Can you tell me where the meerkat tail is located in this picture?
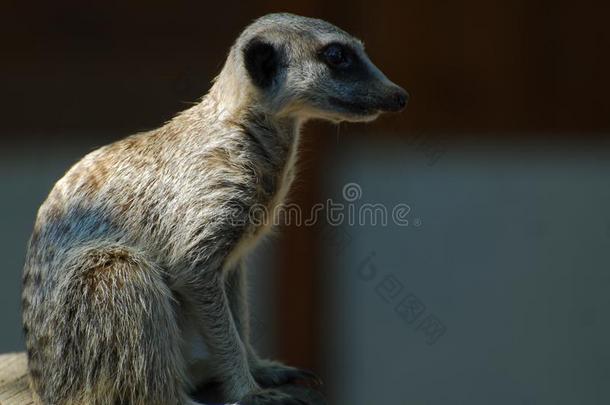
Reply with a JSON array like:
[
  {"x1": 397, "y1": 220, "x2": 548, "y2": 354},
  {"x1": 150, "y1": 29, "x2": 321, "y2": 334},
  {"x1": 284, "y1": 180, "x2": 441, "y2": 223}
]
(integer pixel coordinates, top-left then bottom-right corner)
[{"x1": 24, "y1": 244, "x2": 191, "y2": 405}]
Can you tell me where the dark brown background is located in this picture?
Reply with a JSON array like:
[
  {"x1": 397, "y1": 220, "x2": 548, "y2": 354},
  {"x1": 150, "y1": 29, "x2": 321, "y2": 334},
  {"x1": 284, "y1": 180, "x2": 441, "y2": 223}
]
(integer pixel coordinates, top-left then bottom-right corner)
[
  {"x1": 2, "y1": 0, "x2": 609, "y2": 379},
  {"x1": 2, "y1": 0, "x2": 610, "y2": 138}
]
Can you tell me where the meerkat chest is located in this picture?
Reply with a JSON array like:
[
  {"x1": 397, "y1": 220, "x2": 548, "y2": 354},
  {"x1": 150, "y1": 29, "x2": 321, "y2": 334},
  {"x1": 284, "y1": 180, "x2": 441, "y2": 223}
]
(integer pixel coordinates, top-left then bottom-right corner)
[
  {"x1": 224, "y1": 149, "x2": 297, "y2": 269},
  {"x1": 268, "y1": 165, "x2": 294, "y2": 218}
]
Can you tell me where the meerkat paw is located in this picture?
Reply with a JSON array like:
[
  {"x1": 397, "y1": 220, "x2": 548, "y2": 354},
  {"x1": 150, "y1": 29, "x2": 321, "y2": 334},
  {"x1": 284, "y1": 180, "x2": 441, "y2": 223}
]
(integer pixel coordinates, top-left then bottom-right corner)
[
  {"x1": 251, "y1": 359, "x2": 323, "y2": 388},
  {"x1": 238, "y1": 388, "x2": 308, "y2": 405}
]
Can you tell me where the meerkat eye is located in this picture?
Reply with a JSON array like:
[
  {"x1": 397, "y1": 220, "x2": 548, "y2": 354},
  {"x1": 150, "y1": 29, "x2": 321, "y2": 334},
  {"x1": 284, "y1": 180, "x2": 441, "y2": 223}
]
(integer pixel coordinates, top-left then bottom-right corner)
[{"x1": 321, "y1": 43, "x2": 352, "y2": 68}]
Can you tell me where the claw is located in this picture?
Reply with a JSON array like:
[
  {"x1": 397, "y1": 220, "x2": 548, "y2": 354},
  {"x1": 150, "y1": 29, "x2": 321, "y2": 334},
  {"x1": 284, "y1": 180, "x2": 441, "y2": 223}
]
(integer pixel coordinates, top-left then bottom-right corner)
[
  {"x1": 252, "y1": 363, "x2": 323, "y2": 389},
  {"x1": 292, "y1": 369, "x2": 324, "y2": 387},
  {"x1": 238, "y1": 388, "x2": 310, "y2": 405}
]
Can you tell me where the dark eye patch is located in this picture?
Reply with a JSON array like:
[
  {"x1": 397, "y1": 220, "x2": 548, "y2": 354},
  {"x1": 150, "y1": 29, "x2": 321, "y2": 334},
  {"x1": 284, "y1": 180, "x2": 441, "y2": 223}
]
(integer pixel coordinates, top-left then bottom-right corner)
[
  {"x1": 318, "y1": 42, "x2": 372, "y2": 84},
  {"x1": 319, "y1": 43, "x2": 354, "y2": 69}
]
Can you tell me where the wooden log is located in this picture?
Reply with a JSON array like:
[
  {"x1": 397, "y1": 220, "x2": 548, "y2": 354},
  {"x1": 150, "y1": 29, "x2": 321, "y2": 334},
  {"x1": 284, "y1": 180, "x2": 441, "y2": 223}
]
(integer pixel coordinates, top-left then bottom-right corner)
[
  {"x1": 0, "y1": 352, "x2": 326, "y2": 405},
  {"x1": 0, "y1": 353, "x2": 34, "y2": 405}
]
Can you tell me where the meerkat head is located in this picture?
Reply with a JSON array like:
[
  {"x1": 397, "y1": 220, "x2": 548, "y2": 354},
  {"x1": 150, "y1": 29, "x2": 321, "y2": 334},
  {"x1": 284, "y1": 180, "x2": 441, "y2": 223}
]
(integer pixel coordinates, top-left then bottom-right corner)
[{"x1": 216, "y1": 13, "x2": 408, "y2": 123}]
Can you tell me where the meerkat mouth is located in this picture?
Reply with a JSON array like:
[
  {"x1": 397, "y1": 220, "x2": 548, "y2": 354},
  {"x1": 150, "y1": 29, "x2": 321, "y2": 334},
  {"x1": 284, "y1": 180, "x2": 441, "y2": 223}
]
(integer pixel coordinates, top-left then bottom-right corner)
[{"x1": 327, "y1": 96, "x2": 379, "y2": 116}]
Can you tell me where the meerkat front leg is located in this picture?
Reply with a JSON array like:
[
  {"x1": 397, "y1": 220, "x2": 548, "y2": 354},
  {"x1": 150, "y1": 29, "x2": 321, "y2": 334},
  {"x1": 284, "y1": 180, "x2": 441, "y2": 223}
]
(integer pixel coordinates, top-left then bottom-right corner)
[
  {"x1": 224, "y1": 262, "x2": 323, "y2": 388},
  {"x1": 189, "y1": 269, "x2": 257, "y2": 401},
  {"x1": 190, "y1": 269, "x2": 308, "y2": 404},
  {"x1": 224, "y1": 262, "x2": 254, "y2": 360}
]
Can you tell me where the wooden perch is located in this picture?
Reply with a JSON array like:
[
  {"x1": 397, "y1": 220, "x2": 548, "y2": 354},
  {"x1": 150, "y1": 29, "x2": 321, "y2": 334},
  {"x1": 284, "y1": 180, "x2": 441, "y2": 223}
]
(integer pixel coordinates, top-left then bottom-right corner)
[
  {"x1": 0, "y1": 353, "x2": 34, "y2": 405},
  {"x1": 0, "y1": 353, "x2": 326, "y2": 405}
]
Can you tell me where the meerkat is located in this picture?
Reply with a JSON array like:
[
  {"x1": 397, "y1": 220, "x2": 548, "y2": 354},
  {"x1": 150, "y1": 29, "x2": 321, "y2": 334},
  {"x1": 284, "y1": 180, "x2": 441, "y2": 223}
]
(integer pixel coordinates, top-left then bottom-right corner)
[{"x1": 21, "y1": 13, "x2": 408, "y2": 405}]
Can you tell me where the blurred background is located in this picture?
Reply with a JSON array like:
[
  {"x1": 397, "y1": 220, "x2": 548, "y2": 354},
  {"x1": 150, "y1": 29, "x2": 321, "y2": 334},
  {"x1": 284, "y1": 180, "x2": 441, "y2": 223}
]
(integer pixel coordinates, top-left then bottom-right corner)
[{"x1": 2, "y1": 1, "x2": 610, "y2": 404}]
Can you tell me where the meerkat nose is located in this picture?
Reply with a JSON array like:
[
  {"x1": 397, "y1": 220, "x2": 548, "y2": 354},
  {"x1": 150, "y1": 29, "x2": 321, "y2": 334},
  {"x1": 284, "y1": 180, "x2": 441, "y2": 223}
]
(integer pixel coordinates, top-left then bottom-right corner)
[
  {"x1": 392, "y1": 88, "x2": 409, "y2": 111},
  {"x1": 379, "y1": 85, "x2": 409, "y2": 112}
]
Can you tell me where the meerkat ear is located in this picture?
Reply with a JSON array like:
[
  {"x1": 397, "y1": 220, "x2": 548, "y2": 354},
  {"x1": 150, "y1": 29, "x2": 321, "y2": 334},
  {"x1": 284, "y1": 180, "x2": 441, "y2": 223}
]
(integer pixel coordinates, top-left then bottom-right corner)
[{"x1": 243, "y1": 37, "x2": 279, "y2": 89}]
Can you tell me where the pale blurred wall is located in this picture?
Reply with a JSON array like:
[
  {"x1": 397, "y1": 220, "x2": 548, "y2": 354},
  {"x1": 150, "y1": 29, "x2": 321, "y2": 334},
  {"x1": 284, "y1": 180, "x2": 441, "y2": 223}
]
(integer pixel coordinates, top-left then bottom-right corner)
[{"x1": 319, "y1": 136, "x2": 610, "y2": 405}]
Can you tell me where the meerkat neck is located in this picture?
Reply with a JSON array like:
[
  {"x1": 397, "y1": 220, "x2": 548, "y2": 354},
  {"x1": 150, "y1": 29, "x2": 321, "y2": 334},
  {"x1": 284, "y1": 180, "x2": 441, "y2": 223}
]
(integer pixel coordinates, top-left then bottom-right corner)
[
  {"x1": 168, "y1": 52, "x2": 303, "y2": 168},
  {"x1": 200, "y1": 60, "x2": 302, "y2": 152}
]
